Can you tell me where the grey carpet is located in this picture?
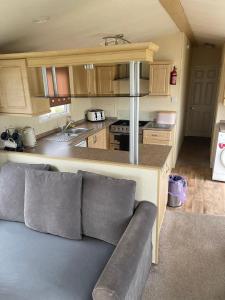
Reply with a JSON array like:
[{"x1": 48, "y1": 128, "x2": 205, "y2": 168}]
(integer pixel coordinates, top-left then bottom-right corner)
[{"x1": 143, "y1": 210, "x2": 225, "y2": 300}]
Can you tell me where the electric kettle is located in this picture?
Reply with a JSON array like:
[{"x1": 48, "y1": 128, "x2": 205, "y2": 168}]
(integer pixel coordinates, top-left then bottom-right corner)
[{"x1": 22, "y1": 127, "x2": 37, "y2": 148}]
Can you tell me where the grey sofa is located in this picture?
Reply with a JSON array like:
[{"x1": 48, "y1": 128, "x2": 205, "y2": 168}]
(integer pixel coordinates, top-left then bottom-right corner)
[{"x1": 0, "y1": 164, "x2": 156, "y2": 300}]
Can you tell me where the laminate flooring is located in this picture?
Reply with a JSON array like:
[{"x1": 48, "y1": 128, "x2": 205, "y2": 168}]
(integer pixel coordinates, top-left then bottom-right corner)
[{"x1": 171, "y1": 137, "x2": 225, "y2": 216}]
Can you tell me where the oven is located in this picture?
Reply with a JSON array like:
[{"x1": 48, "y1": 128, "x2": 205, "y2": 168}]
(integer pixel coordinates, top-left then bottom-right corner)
[
  {"x1": 110, "y1": 120, "x2": 148, "y2": 151},
  {"x1": 110, "y1": 133, "x2": 143, "y2": 151},
  {"x1": 110, "y1": 133, "x2": 129, "y2": 151}
]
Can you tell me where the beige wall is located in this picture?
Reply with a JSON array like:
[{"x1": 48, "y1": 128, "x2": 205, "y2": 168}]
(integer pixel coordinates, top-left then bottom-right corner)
[
  {"x1": 0, "y1": 113, "x2": 68, "y2": 136},
  {"x1": 176, "y1": 34, "x2": 190, "y2": 158},
  {"x1": 190, "y1": 46, "x2": 221, "y2": 66},
  {"x1": 70, "y1": 98, "x2": 92, "y2": 121},
  {"x1": 211, "y1": 44, "x2": 225, "y2": 167}
]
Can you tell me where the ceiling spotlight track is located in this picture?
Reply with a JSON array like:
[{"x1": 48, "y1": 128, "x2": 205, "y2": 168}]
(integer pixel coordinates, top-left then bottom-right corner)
[{"x1": 102, "y1": 34, "x2": 131, "y2": 46}]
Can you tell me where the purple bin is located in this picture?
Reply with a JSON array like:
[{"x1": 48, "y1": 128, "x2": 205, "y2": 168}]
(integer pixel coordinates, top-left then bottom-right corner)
[{"x1": 168, "y1": 175, "x2": 187, "y2": 207}]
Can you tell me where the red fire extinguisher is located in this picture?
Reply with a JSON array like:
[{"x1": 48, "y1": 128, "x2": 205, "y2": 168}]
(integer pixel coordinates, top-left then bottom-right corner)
[{"x1": 170, "y1": 66, "x2": 177, "y2": 85}]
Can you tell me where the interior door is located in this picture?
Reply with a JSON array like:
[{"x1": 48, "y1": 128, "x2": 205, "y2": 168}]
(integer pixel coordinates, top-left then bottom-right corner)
[{"x1": 185, "y1": 66, "x2": 218, "y2": 137}]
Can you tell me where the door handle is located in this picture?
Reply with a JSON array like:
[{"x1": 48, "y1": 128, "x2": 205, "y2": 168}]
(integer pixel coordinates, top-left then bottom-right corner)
[{"x1": 191, "y1": 106, "x2": 195, "y2": 110}]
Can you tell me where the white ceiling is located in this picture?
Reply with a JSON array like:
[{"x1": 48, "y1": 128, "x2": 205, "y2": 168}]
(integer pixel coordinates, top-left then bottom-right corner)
[
  {"x1": 0, "y1": 0, "x2": 178, "y2": 53},
  {"x1": 181, "y1": 0, "x2": 225, "y2": 45}
]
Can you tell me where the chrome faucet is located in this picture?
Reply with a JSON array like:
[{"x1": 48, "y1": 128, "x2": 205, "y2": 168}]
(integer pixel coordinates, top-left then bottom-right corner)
[{"x1": 62, "y1": 120, "x2": 74, "y2": 133}]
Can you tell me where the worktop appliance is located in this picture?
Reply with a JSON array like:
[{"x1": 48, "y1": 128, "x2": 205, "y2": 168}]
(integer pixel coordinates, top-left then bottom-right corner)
[
  {"x1": 0, "y1": 129, "x2": 23, "y2": 151},
  {"x1": 87, "y1": 109, "x2": 105, "y2": 122},
  {"x1": 156, "y1": 111, "x2": 176, "y2": 125},
  {"x1": 110, "y1": 120, "x2": 149, "y2": 151},
  {"x1": 22, "y1": 127, "x2": 37, "y2": 148}
]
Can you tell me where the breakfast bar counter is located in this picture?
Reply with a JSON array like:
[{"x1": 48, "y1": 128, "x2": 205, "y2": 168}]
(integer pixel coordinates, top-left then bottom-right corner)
[
  {"x1": 21, "y1": 117, "x2": 172, "y2": 169},
  {"x1": 25, "y1": 143, "x2": 171, "y2": 169}
]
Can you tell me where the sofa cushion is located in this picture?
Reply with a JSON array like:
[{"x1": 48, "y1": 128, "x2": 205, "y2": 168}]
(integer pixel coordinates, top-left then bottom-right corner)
[
  {"x1": 0, "y1": 162, "x2": 50, "y2": 222},
  {"x1": 78, "y1": 170, "x2": 136, "y2": 245},
  {"x1": 24, "y1": 169, "x2": 82, "y2": 240},
  {"x1": 0, "y1": 219, "x2": 114, "y2": 300}
]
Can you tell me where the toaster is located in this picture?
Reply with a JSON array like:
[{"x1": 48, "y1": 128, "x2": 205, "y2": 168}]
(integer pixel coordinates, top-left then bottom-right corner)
[{"x1": 87, "y1": 109, "x2": 105, "y2": 122}]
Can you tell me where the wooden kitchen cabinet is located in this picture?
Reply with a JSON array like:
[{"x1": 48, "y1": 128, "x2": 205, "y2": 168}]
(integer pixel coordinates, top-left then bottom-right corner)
[
  {"x1": 72, "y1": 65, "x2": 118, "y2": 96},
  {"x1": 149, "y1": 62, "x2": 171, "y2": 96},
  {"x1": 157, "y1": 151, "x2": 171, "y2": 235},
  {"x1": 0, "y1": 59, "x2": 32, "y2": 114},
  {"x1": 96, "y1": 65, "x2": 118, "y2": 95},
  {"x1": 88, "y1": 128, "x2": 107, "y2": 149},
  {"x1": 143, "y1": 129, "x2": 173, "y2": 146},
  {"x1": 72, "y1": 65, "x2": 96, "y2": 95},
  {"x1": 0, "y1": 60, "x2": 50, "y2": 115}
]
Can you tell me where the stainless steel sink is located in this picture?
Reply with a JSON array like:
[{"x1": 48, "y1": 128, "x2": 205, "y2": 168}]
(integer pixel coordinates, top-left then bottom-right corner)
[
  {"x1": 45, "y1": 127, "x2": 91, "y2": 142},
  {"x1": 64, "y1": 127, "x2": 90, "y2": 135}
]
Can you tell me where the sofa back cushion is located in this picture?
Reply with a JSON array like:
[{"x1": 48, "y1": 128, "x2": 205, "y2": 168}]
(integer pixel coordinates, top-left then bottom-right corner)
[
  {"x1": 0, "y1": 162, "x2": 50, "y2": 222},
  {"x1": 78, "y1": 170, "x2": 136, "y2": 245},
  {"x1": 24, "y1": 169, "x2": 82, "y2": 240}
]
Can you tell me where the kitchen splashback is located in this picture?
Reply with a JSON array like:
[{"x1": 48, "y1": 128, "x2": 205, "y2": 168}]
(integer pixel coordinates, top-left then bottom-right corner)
[
  {"x1": 0, "y1": 114, "x2": 68, "y2": 136},
  {"x1": 117, "y1": 109, "x2": 157, "y2": 121}
]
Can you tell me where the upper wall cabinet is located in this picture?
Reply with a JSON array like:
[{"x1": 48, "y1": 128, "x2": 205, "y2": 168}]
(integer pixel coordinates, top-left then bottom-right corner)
[
  {"x1": 72, "y1": 65, "x2": 96, "y2": 96},
  {"x1": 149, "y1": 62, "x2": 171, "y2": 96},
  {"x1": 96, "y1": 66, "x2": 118, "y2": 95},
  {"x1": 0, "y1": 60, "x2": 50, "y2": 115},
  {"x1": 72, "y1": 65, "x2": 118, "y2": 96}
]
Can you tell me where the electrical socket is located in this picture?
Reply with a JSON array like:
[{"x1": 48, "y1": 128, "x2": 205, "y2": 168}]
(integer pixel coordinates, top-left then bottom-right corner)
[{"x1": 171, "y1": 96, "x2": 177, "y2": 103}]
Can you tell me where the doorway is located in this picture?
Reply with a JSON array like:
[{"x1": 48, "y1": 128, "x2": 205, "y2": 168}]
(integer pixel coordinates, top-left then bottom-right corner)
[
  {"x1": 185, "y1": 65, "x2": 218, "y2": 137},
  {"x1": 172, "y1": 63, "x2": 225, "y2": 215}
]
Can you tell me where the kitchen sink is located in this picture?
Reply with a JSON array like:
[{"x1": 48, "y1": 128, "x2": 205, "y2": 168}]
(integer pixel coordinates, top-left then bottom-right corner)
[
  {"x1": 64, "y1": 127, "x2": 90, "y2": 135},
  {"x1": 45, "y1": 127, "x2": 91, "y2": 143}
]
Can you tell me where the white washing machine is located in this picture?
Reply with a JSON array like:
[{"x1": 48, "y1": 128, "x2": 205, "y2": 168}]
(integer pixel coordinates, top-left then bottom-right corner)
[{"x1": 213, "y1": 122, "x2": 225, "y2": 181}]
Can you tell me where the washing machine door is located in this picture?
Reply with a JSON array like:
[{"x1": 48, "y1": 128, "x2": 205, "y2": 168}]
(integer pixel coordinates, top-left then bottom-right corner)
[{"x1": 220, "y1": 149, "x2": 225, "y2": 167}]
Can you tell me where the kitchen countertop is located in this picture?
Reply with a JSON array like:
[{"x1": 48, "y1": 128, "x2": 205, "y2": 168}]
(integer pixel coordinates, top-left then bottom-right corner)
[
  {"x1": 25, "y1": 143, "x2": 171, "y2": 169},
  {"x1": 23, "y1": 118, "x2": 172, "y2": 169},
  {"x1": 143, "y1": 121, "x2": 175, "y2": 131},
  {"x1": 46, "y1": 118, "x2": 117, "y2": 144}
]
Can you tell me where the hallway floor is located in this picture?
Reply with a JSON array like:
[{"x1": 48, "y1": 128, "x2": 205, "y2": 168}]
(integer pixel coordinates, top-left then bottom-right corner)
[{"x1": 172, "y1": 137, "x2": 225, "y2": 216}]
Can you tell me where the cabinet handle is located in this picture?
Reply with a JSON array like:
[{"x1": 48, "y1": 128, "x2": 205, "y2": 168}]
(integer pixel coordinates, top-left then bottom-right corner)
[{"x1": 152, "y1": 134, "x2": 158, "y2": 137}]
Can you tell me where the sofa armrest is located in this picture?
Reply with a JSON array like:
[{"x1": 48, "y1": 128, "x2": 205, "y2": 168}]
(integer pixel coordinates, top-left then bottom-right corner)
[{"x1": 92, "y1": 201, "x2": 157, "y2": 300}]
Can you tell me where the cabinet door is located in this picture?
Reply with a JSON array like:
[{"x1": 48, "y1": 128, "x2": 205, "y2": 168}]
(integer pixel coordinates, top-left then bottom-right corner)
[
  {"x1": 149, "y1": 64, "x2": 171, "y2": 96},
  {"x1": 158, "y1": 157, "x2": 171, "y2": 232},
  {"x1": 73, "y1": 66, "x2": 89, "y2": 95},
  {"x1": 96, "y1": 66, "x2": 118, "y2": 95},
  {"x1": 143, "y1": 130, "x2": 172, "y2": 145},
  {"x1": 88, "y1": 129, "x2": 107, "y2": 149},
  {"x1": 0, "y1": 60, "x2": 32, "y2": 114},
  {"x1": 118, "y1": 64, "x2": 129, "y2": 79},
  {"x1": 87, "y1": 69, "x2": 96, "y2": 96},
  {"x1": 73, "y1": 66, "x2": 96, "y2": 95}
]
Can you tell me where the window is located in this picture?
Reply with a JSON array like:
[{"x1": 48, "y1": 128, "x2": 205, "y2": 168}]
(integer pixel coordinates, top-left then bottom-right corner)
[
  {"x1": 50, "y1": 104, "x2": 69, "y2": 114},
  {"x1": 39, "y1": 104, "x2": 70, "y2": 122}
]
